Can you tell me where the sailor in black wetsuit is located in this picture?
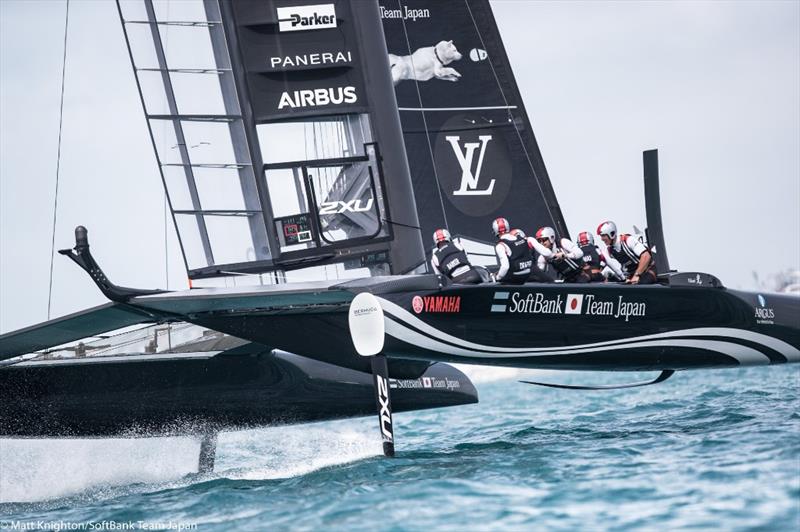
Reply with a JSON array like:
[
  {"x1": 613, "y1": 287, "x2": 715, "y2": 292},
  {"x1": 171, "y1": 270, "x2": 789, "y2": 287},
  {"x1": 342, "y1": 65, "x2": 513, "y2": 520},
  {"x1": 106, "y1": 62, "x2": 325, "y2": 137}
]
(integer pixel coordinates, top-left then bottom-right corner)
[
  {"x1": 576, "y1": 231, "x2": 625, "y2": 282},
  {"x1": 492, "y1": 218, "x2": 534, "y2": 284},
  {"x1": 596, "y1": 220, "x2": 657, "y2": 284},
  {"x1": 534, "y1": 227, "x2": 590, "y2": 283},
  {"x1": 430, "y1": 229, "x2": 482, "y2": 284}
]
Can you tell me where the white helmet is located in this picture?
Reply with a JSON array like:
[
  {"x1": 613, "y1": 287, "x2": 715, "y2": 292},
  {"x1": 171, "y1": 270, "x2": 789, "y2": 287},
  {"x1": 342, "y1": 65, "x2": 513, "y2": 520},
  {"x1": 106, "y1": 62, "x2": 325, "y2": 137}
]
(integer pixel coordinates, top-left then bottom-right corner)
[
  {"x1": 577, "y1": 231, "x2": 595, "y2": 247},
  {"x1": 432, "y1": 228, "x2": 451, "y2": 245},
  {"x1": 597, "y1": 220, "x2": 617, "y2": 242},
  {"x1": 492, "y1": 217, "x2": 510, "y2": 237},
  {"x1": 535, "y1": 226, "x2": 556, "y2": 245},
  {"x1": 510, "y1": 228, "x2": 526, "y2": 239}
]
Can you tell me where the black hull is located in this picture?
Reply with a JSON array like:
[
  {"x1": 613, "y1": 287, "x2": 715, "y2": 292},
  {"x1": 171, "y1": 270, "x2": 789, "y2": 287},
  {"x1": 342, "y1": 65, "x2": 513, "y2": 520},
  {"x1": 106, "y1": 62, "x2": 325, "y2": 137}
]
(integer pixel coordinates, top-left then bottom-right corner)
[
  {"x1": 2, "y1": 275, "x2": 796, "y2": 441},
  {"x1": 375, "y1": 284, "x2": 800, "y2": 370},
  {"x1": 0, "y1": 347, "x2": 477, "y2": 438},
  {"x1": 178, "y1": 281, "x2": 799, "y2": 372}
]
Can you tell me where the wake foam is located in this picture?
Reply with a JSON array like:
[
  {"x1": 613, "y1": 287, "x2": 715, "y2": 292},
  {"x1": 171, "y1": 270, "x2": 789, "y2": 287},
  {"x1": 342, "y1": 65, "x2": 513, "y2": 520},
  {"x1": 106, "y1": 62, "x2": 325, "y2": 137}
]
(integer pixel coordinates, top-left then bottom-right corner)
[
  {"x1": 0, "y1": 419, "x2": 380, "y2": 503},
  {"x1": 217, "y1": 422, "x2": 381, "y2": 480},
  {"x1": 0, "y1": 436, "x2": 199, "y2": 503}
]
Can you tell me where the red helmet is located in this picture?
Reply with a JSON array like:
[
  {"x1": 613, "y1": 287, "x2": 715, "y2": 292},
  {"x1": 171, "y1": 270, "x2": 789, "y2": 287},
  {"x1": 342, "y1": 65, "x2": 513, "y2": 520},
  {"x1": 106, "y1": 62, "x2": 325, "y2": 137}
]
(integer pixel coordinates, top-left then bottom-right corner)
[
  {"x1": 492, "y1": 217, "x2": 510, "y2": 237},
  {"x1": 578, "y1": 231, "x2": 595, "y2": 247},
  {"x1": 535, "y1": 226, "x2": 556, "y2": 245},
  {"x1": 432, "y1": 228, "x2": 451, "y2": 245},
  {"x1": 597, "y1": 220, "x2": 617, "y2": 241}
]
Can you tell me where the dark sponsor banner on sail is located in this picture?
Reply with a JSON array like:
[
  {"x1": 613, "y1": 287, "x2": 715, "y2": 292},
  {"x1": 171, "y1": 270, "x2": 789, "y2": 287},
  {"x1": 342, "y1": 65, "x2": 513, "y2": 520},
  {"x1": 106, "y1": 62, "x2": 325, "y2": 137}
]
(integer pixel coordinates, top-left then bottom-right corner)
[
  {"x1": 227, "y1": 0, "x2": 368, "y2": 122},
  {"x1": 380, "y1": 0, "x2": 568, "y2": 243}
]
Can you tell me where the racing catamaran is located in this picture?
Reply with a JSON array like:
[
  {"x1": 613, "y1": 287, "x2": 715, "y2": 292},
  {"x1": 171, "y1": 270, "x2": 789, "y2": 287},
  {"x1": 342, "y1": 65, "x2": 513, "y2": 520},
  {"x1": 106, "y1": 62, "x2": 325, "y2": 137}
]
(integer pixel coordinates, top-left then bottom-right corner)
[{"x1": 1, "y1": 0, "x2": 798, "y2": 465}]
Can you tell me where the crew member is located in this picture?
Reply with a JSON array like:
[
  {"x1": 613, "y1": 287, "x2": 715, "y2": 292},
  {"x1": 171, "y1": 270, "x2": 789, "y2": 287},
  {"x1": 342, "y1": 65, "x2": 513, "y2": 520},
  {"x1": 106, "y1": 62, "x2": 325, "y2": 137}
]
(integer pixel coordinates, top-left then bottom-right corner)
[
  {"x1": 513, "y1": 228, "x2": 556, "y2": 283},
  {"x1": 534, "y1": 227, "x2": 589, "y2": 283},
  {"x1": 596, "y1": 220, "x2": 657, "y2": 284},
  {"x1": 430, "y1": 228, "x2": 482, "y2": 284},
  {"x1": 576, "y1": 231, "x2": 625, "y2": 282},
  {"x1": 492, "y1": 218, "x2": 534, "y2": 284}
]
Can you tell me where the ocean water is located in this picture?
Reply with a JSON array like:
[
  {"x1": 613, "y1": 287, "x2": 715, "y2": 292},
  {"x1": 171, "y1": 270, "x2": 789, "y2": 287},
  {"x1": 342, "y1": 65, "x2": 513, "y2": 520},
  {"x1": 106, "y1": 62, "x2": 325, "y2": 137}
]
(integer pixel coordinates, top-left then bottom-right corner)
[{"x1": 1, "y1": 365, "x2": 798, "y2": 530}]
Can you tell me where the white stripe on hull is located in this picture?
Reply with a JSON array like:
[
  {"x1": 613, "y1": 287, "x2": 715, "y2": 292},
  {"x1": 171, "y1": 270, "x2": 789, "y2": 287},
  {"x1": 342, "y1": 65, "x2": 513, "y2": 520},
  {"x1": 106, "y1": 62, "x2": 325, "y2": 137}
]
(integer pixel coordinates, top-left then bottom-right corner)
[{"x1": 384, "y1": 318, "x2": 770, "y2": 365}]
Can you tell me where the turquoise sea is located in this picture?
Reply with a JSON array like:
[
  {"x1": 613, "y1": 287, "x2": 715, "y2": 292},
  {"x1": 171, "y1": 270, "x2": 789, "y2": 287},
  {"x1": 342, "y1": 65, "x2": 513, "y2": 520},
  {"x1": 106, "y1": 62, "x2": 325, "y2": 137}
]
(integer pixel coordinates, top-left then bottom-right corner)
[{"x1": 1, "y1": 365, "x2": 799, "y2": 530}]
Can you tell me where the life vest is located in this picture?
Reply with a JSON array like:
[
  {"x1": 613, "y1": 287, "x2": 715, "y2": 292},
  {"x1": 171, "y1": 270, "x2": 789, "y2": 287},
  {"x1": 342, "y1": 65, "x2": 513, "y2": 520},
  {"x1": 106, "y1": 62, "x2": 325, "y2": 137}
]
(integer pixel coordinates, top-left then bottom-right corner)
[
  {"x1": 608, "y1": 234, "x2": 645, "y2": 274},
  {"x1": 501, "y1": 234, "x2": 533, "y2": 279},
  {"x1": 579, "y1": 244, "x2": 603, "y2": 270},
  {"x1": 433, "y1": 242, "x2": 471, "y2": 279},
  {"x1": 548, "y1": 246, "x2": 582, "y2": 278}
]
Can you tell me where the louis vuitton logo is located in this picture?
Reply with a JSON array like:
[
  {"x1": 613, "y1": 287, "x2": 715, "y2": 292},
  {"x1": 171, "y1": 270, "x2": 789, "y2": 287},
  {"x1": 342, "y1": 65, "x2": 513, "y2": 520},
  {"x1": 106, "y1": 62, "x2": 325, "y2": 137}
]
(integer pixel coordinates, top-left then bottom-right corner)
[{"x1": 446, "y1": 135, "x2": 496, "y2": 196}]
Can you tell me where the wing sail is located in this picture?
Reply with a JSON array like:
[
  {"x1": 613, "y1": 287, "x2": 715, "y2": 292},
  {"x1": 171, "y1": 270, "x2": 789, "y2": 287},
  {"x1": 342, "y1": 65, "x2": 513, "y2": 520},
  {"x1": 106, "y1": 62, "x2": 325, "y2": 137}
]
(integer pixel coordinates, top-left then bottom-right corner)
[{"x1": 381, "y1": 0, "x2": 568, "y2": 248}]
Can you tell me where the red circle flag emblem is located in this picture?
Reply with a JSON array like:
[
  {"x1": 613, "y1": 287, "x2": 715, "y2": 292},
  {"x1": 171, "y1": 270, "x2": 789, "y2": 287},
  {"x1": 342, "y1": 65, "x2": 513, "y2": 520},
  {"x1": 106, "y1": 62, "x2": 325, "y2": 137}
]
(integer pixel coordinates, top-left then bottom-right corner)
[
  {"x1": 412, "y1": 296, "x2": 424, "y2": 314},
  {"x1": 565, "y1": 294, "x2": 584, "y2": 315}
]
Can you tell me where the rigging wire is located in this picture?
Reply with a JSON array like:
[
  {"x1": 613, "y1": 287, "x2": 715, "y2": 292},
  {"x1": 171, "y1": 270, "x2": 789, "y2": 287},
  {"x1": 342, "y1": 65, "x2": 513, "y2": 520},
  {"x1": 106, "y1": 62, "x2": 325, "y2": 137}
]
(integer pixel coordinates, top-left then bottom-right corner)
[
  {"x1": 397, "y1": 1, "x2": 450, "y2": 233},
  {"x1": 462, "y1": 0, "x2": 561, "y2": 235},
  {"x1": 164, "y1": 191, "x2": 169, "y2": 289},
  {"x1": 46, "y1": 0, "x2": 71, "y2": 321},
  {"x1": 381, "y1": 218, "x2": 421, "y2": 231},
  {"x1": 163, "y1": 0, "x2": 170, "y2": 290}
]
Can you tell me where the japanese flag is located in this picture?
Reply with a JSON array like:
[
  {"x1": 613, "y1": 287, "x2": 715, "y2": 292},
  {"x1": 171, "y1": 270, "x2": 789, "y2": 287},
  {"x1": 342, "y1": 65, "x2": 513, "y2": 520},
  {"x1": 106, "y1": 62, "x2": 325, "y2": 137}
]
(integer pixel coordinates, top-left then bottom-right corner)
[{"x1": 565, "y1": 294, "x2": 584, "y2": 314}]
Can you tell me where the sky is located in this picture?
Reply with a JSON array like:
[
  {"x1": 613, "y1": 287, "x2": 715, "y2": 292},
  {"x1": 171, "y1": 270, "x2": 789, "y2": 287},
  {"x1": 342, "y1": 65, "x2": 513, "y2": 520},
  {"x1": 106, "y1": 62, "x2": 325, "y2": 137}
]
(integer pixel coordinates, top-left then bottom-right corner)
[{"x1": 1, "y1": 0, "x2": 799, "y2": 334}]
